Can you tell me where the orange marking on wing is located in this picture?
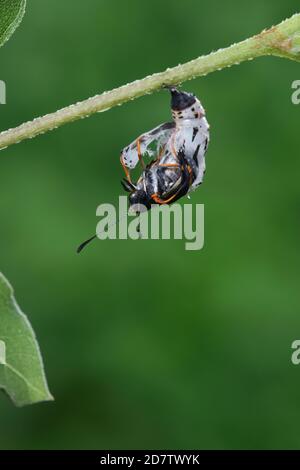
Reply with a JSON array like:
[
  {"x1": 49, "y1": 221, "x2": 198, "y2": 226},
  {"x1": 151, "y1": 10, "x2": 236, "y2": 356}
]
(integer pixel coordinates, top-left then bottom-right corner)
[
  {"x1": 136, "y1": 138, "x2": 146, "y2": 169},
  {"x1": 158, "y1": 163, "x2": 180, "y2": 168},
  {"x1": 156, "y1": 144, "x2": 166, "y2": 163},
  {"x1": 187, "y1": 164, "x2": 194, "y2": 184},
  {"x1": 151, "y1": 192, "x2": 179, "y2": 205},
  {"x1": 120, "y1": 154, "x2": 132, "y2": 184}
]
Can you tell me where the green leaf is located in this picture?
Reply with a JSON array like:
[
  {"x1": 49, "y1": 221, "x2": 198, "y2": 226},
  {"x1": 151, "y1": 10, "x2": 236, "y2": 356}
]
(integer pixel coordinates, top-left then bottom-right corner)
[
  {"x1": 0, "y1": 1, "x2": 50, "y2": 407},
  {"x1": 0, "y1": 0, "x2": 26, "y2": 49},
  {"x1": 0, "y1": 272, "x2": 53, "y2": 406}
]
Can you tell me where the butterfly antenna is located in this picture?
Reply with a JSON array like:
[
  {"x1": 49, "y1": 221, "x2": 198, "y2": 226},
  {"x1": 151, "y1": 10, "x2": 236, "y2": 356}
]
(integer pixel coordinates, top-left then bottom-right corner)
[
  {"x1": 77, "y1": 235, "x2": 97, "y2": 254},
  {"x1": 77, "y1": 213, "x2": 129, "y2": 254}
]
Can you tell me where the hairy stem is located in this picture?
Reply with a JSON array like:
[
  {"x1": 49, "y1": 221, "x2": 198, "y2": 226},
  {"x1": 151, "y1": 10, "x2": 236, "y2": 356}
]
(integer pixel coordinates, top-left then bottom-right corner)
[{"x1": 1, "y1": 13, "x2": 300, "y2": 152}]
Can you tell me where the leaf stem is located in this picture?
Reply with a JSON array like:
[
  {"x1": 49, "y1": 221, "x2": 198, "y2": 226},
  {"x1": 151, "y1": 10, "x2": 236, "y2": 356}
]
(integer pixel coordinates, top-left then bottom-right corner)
[{"x1": 1, "y1": 12, "x2": 300, "y2": 152}]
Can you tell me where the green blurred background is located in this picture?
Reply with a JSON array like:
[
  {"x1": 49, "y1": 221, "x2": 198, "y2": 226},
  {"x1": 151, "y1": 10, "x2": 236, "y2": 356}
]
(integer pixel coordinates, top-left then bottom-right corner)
[{"x1": 0, "y1": 0, "x2": 300, "y2": 450}]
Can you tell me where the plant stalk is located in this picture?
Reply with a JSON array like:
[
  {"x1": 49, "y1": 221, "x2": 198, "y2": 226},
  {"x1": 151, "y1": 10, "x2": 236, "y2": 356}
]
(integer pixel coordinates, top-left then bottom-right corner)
[{"x1": 0, "y1": 12, "x2": 300, "y2": 152}]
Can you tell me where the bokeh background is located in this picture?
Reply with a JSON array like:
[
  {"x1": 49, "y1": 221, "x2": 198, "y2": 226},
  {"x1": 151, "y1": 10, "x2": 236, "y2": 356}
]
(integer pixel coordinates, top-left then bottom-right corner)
[{"x1": 0, "y1": 0, "x2": 300, "y2": 450}]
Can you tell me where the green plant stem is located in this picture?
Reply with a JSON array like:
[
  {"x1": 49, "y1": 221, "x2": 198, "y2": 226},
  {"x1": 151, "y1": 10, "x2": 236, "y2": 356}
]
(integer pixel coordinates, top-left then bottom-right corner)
[{"x1": 1, "y1": 12, "x2": 300, "y2": 152}]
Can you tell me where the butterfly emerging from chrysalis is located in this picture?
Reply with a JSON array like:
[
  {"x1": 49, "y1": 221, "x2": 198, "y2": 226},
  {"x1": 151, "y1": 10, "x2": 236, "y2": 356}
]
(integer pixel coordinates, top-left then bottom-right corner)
[{"x1": 77, "y1": 86, "x2": 210, "y2": 253}]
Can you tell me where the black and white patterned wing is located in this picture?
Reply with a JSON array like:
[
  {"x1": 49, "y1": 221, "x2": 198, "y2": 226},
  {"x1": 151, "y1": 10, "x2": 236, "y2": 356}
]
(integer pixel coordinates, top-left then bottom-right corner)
[{"x1": 121, "y1": 122, "x2": 175, "y2": 170}]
